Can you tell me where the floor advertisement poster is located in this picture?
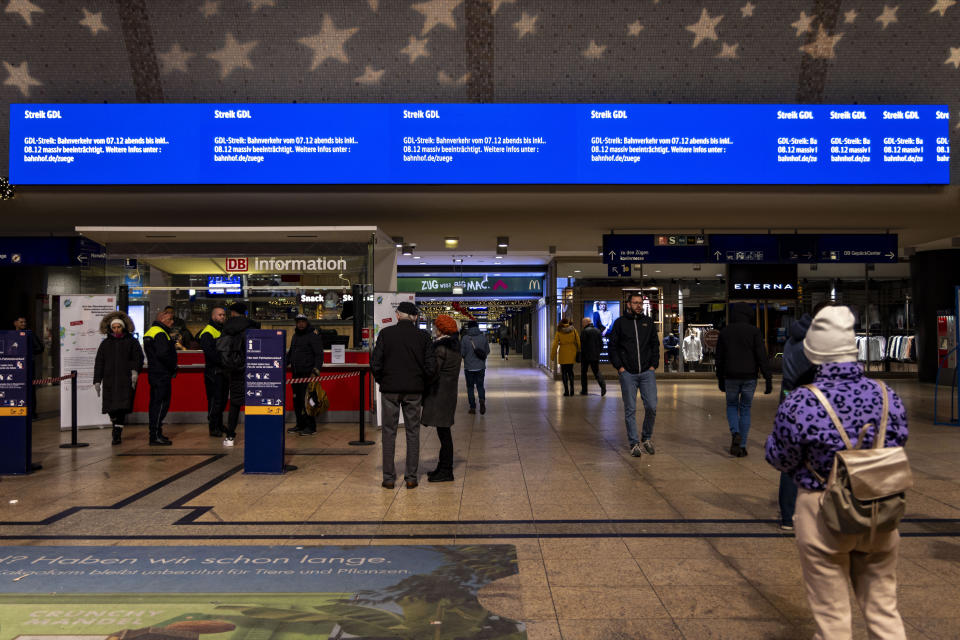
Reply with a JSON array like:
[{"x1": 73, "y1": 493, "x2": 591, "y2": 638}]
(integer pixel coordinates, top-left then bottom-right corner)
[
  {"x1": 373, "y1": 293, "x2": 416, "y2": 427},
  {"x1": 59, "y1": 295, "x2": 117, "y2": 429},
  {"x1": 0, "y1": 544, "x2": 525, "y2": 640}
]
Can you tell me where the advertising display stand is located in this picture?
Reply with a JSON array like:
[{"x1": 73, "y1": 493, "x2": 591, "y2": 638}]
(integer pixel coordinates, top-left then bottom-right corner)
[
  {"x1": 0, "y1": 330, "x2": 33, "y2": 475},
  {"x1": 242, "y1": 329, "x2": 289, "y2": 474}
]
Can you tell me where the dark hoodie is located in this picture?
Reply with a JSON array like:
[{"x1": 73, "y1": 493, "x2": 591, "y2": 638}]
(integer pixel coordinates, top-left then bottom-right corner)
[
  {"x1": 781, "y1": 313, "x2": 815, "y2": 392},
  {"x1": 716, "y1": 303, "x2": 772, "y2": 381},
  {"x1": 287, "y1": 321, "x2": 324, "y2": 375}
]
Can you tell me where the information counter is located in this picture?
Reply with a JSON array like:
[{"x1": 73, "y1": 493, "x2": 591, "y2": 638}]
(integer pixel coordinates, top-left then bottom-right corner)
[{"x1": 130, "y1": 349, "x2": 371, "y2": 424}]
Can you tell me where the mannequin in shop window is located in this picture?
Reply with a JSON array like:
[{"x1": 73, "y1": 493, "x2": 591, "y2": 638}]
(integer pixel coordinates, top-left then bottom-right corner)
[
  {"x1": 682, "y1": 328, "x2": 703, "y2": 371},
  {"x1": 663, "y1": 330, "x2": 680, "y2": 372}
]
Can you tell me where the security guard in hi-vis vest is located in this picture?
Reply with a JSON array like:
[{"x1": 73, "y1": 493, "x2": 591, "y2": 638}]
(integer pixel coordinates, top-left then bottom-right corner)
[
  {"x1": 143, "y1": 310, "x2": 178, "y2": 446},
  {"x1": 197, "y1": 306, "x2": 228, "y2": 438}
]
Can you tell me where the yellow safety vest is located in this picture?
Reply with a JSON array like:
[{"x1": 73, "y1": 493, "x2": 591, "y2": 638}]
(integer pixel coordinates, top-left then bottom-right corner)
[
  {"x1": 197, "y1": 324, "x2": 222, "y2": 340},
  {"x1": 143, "y1": 325, "x2": 170, "y2": 340}
]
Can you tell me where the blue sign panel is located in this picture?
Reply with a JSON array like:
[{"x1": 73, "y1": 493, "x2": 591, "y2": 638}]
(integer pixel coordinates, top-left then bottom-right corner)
[
  {"x1": 9, "y1": 104, "x2": 950, "y2": 185},
  {"x1": 0, "y1": 330, "x2": 32, "y2": 474},
  {"x1": 817, "y1": 234, "x2": 899, "y2": 263},
  {"x1": 243, "y1": 329, "x2": 286, "y2": 474},
  {"x1": 707, "y1": 235, "x2": 781, "y2": 263},
  {"x1": 605, "y1": 233, "x2": 898, "y2": 264},
  {"x1": 603, "y1": 234, "x2": 708, "y2": 263},
  {"x1": 608, "y1": 263, "x2": 631, "y2": 277}
]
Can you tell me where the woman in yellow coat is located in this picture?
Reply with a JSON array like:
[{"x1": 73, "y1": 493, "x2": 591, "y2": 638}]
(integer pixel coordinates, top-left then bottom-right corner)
[{"x1": 551, "y1": 317, "x2": 581, "y2": 396}]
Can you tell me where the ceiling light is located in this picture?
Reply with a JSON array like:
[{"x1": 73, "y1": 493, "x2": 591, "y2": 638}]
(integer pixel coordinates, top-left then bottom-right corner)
[
  {"x1": 497, "y1": 236, "x2": 509, "y2": 248},
  {"x1": 401, "y1": 244, "x2": 414, "y2": 256},
  {"x1": 444, "y1": 237, "x2": 459, "y2": 249},
  {"x1": 420, "y1": 261, "x2": 426, "y2": 265},
  {"x1": 655, "y1": 270, "x2": 661, "y2": 273},
  {"x1": 413, "y1": 255, "x2": 421, "y2": 259},
  {"x1": 493, "y1": 273, "x2": 501, "y2": 276},
  {"x1": 454, "y1": 258, "x2": 463, "y2": 263},
  {"x1": 716, "y1": 273, "x2": 723, "y2": 277},
  {"x1": 574, "y1": 270, "x2": 581, "y2": 273},
  {"x1": 392, "y1": 236, "x2": 403, "y2": 249}
]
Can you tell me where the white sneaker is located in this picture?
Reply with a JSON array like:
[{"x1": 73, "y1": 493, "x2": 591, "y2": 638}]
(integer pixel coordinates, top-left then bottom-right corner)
[{"x1": 223, "y1": 437, "x2": 235, "y2": 447}]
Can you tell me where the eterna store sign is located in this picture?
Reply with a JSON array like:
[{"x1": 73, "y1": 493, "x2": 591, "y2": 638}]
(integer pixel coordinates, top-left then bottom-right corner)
[
  {"x1": 727, "y1": 264, "x2": 798, "y2": 300},
  {"x1": 226, "y1": 257, "x2": 348, "y2": 273}
]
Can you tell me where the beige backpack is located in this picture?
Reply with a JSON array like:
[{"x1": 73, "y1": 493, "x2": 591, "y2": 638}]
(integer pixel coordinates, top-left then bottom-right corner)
[{"x1": 804, "y1": 380, "x2": 913, "y2": 543}]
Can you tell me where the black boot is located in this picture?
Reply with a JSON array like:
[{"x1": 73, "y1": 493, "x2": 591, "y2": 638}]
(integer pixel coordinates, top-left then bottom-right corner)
[
  {"x1": 428, "y1": 470, "x2": 454, "y2": 482},
  {"x1": 150, "y1": 429, "x2": 172, "y2": 446},
  {"x1": 730, "y1": 433, "x2": 741, "y2": 456},
  {"x1": 111, "y1": 426, "x2": 122, "y2": 445}
]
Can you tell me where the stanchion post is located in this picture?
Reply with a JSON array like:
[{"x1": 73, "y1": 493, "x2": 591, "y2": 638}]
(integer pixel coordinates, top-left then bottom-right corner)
[
  {"x1": 349, "y1": 369, "x2": 374, "y2": 446},
  {"x1": 60, "y1": 370, "x2": 89, "y2": 449}
]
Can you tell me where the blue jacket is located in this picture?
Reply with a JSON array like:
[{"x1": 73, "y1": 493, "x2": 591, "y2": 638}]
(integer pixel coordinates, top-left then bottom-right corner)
[
  {"x1": 781, "y1": 314, "x2": 814, "y2": 394},
  {"x1": 460, "y1": 327, "x2": 490, "y2": 371}
]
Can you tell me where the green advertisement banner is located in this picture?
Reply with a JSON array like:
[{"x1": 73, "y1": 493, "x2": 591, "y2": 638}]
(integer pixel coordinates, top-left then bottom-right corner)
[{"x1": 398, "y1": 276, "x2": 544, "y2": 296}]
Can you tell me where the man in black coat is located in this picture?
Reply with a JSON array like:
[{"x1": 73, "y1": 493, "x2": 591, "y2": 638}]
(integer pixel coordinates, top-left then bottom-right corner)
[
  {"x1": 608, "y1": 293, "x2": 660, "y2": 457},
  {"x1": 287, "y1": 313, "x2": 325, "y2": 436},
  {"x1": 221, "y1": 302, "x2": 260, "y2": 446},
  {"x1": 370, "y1": 301, "x2": 437, "y2": 490},
  {"x1": 196, "y1": 306, "x2": 227, "y2": 437},
  {"x1": 716, "y1": 302, "x2": 773, "y2": 457},
  {"x1": 579, "y1": 318, "x2": 606, "y2": 396},
  {"x1": 143, "y1": 310, "x2": 178, "y2": 446}
]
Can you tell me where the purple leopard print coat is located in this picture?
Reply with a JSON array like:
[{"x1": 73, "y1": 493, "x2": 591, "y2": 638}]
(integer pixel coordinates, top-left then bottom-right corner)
[{"x1": 765, "y1": 361, "x2": 909, "y2": 491}]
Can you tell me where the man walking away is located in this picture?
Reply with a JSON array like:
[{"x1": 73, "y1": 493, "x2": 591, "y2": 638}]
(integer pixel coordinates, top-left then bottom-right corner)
[
  {"x1": 143, "y1": 309, "x2": 178, "y2": 446},
  {"x1": 220, "y1": 302, "x2": 260, "y2": 447},
  {"x1": 499, "y1": 323, "x2": 510, "y2": 359},
  {"x1": 776, "y1": 300, "x2": 832, "y2": 530},
  {"x1": 716, "y1": 303, "x2": 772, "y2": 457},
  {"x1": 371, "y1": 301, "x2": 436, "y2": 489},
  {"x1": 197, "y1": 306, "x2": 227, "y2": 437},
  {"x1": 287, "y1": 313, "x2": 325, "y2": 436},
  {"x1": 609, "y1": 293, "x2": 660, "y2": 457},
  {"x1": 579, "y1": 318, "x2": 606, "y2": 396},
  {"x1": 460, "y1": 320, "x2": 490, "y2": 414}
]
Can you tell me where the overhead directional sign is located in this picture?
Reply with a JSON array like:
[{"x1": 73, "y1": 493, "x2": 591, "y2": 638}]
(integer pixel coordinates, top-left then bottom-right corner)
[
  {"x1": 603, "y1": 233, "x2": 898, "y2": 265},
  {"x1": 817, "y1": 234, "x2": 899, "y2": 263},
  {"x1": 608, "y1": 263, "x2": 632, "y2": 277}
]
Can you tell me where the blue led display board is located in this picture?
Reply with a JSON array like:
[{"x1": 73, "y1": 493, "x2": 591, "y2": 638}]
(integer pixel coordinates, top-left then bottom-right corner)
[{"x1": 9, "y1": 104, "x2": 951, "y2": 185}]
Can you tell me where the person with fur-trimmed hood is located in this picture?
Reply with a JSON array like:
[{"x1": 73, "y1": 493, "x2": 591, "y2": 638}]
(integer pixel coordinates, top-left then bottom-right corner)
[{"x1": 94, "y1": 312, "x2": 144, "y2": 445}]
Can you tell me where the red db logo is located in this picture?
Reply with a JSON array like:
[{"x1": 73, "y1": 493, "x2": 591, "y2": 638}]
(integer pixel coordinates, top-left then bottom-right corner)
[{"x1": 226, "y1": 258, "x2": 248, "y2": 272}]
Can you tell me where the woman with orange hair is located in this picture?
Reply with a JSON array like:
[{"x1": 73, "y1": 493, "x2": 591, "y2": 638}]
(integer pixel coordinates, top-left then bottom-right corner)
[{"x1": 422, "y1": 315, "x2": 462, "y2": 482}]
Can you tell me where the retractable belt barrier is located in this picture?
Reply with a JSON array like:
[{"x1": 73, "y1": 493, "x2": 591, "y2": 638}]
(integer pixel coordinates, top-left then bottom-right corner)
[
  {"x1": 32, "y1": 373, "x2": 76, "y2": 386},
  {"x1": 286, "y1": 371, "x2": 362, "y2": 384}
]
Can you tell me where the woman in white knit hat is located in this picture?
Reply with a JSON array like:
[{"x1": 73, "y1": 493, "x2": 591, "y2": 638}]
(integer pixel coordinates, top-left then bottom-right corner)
[{"x1": 765, "y1": 305, "x2": 910, "y2": 640}]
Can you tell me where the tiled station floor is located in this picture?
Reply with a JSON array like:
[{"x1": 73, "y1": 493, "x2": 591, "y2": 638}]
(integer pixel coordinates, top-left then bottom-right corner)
[{"x1": 2, "y1": 358, "x2": 959, "y2": 639}]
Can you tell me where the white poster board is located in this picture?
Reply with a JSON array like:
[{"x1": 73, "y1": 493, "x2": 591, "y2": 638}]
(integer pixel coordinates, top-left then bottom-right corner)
[
  {"x1": 60, "y1": 295, "x2": 116, "y2": 429},
  {"x1": 373, "y1": 292, "x2": 417, "y2": 426}
]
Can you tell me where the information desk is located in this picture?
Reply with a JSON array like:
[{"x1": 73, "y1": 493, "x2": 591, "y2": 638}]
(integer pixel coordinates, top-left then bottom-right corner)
[{"x1": 130, "y1": 349, "x2": 371, "y2": 424}]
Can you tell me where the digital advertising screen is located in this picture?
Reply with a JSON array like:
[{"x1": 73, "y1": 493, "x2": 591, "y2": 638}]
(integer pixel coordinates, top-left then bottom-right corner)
[
  {"x1": 586, "y1": 300, "x2": 621, "y2": 362},
  {"x1": 9, "y1": 104, "x2": 950, "y2": 185},
  {"x1": 207, "y1": 275, "x2": 243, "y2": 296}
]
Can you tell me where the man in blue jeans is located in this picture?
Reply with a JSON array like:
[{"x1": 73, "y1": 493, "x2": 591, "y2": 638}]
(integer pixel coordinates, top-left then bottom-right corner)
[
  {"x1": 715, "y1": 303, "x2": 772, "y2": 457},
  {"x1": 608, "y1": 293, "x2": 660, "y2": 457},
  {"x1": 460, "y1": 321, "x2": 490, "y2": 414}
]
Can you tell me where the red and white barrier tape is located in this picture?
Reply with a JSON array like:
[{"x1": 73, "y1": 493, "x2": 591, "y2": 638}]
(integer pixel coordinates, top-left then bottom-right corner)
[
  {"x1": 287, "y1": 371, "x2": 362, "y2": 384},
  {"x1": 32, "y1": 373, "x2": 77, "y2": 385}
]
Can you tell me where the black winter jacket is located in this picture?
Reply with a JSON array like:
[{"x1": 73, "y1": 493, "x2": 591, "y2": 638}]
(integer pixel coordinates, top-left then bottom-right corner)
[
  {"x1": 371, "y1": 320, "x2": 437, "y2": 394},
  {"x1": 580, "y1": 324, "x2": 604, "y2": 362},
  {"x1": 94, "y1": 333, "x2": 144, "y2": 413},
  {"x1": 421, "y1": 335, "x2": 461, "y2": 428},
  {"x1": 223, "y1": 316, "x2": 261, "y2": 370},
  {"x1": 608, "y1": 312, "x2": 660, "y2": 373},
  {"x1": 716, "y1": 303, "x2": 772, "y2": 381},
  {"x1": 144, "y1": 322, "x2": 178, "y2": 378},
  {"x1": 287, "y1": 322, "x2": 325, "y2": 375}
]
